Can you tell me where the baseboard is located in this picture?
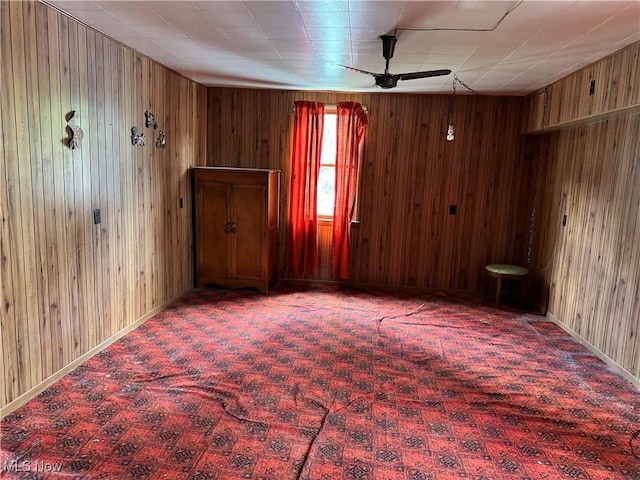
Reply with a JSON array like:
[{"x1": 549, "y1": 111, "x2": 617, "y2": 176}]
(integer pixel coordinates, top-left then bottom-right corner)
[
  {"x1": 277, "y1": 277, "x2": 477, "y2": 299},
  {"x1": 546, "y1": 312, "x2": 639, "y2": 389},
  {"x1": 276, "y1": 278, "x2": 545, "y2": 315},
  {"x1": 0, "y1": 288, "x2": 193, "y2": 419}
]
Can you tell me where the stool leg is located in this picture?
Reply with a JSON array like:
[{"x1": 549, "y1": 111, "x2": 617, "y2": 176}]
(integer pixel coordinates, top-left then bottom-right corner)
[
  {"x1": 483, "y1": 275, "x2": 488, "y2": 301},
  {"x1": 495, "y1": 276, "x2": 502, "y2": 307}
]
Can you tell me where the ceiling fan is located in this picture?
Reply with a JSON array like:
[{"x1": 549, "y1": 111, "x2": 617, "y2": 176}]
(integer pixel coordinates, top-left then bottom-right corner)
[{"x1": 340, "y1": 34, "x2": 451, "y2": 89}]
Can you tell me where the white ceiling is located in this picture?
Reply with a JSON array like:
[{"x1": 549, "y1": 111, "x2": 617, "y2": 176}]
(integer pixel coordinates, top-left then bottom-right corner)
[{"x1": 45, "y1": 0, "x2": 640, "y2": 95}]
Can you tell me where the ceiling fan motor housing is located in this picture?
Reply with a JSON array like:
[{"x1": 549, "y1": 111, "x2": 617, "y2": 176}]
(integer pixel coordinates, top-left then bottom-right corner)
[
  {"x1": 375, "y1": 75, "x2": 399, "y2": 89},
  {"x1": 380, "y1": 34, "x2": 397, "y2": 60}
]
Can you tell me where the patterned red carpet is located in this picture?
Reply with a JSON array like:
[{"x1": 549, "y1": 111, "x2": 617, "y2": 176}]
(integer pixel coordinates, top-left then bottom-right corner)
[{"x1": 1, "y1": 284, "x2": 639, "y2": 479}]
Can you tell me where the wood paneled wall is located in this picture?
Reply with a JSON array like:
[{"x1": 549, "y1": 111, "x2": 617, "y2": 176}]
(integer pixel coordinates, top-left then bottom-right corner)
[
  {"x1": 1, "y1": 1, "x2": 207, "y2": 410},
  {"x1": 523, "y1": 42, "x2": 640, "y2": 382},
  {"x1": 525, "y1": 116, "x2": 640, "y2": 381},
  {"x1": 207, "y1": 88, "x2": 529, "y2": 292},
  {"x1": 524, "y1": 42, "x2": 640, "y2": 133}
]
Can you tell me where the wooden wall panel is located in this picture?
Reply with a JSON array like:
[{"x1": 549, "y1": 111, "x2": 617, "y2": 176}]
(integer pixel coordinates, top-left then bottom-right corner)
[
  {"x1": 522, "y1": 40, "x2": 640, "y2": 382},
  {"x1": 523, "y1": 42, "x2": 640, "y2": 133},
  {"x1": 1, "y1": 1, "x2": 208, "y2": 410},
  {"x1": 207, "y1": 88, "x2": 528, "y2": 293},
  {"x1": 525, "y1": 115, "x2": 640, "y2": 380}
]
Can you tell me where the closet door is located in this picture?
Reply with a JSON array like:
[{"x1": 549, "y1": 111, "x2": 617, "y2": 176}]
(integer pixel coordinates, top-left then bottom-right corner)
[
  {"x1": 232, "y1": 183, "x2": 266, "y2": 281},
  {"x1": 195, "y1": 180, "x2": 230, "y2": 285}
]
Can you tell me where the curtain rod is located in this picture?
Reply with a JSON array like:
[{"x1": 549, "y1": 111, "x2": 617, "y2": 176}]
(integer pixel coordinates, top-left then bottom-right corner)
[{"x1": 291, "y1": 104, "x2": 368, "y2": 113}]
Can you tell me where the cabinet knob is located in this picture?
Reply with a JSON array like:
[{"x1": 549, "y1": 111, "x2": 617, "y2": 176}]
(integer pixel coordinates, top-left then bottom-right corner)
[{"x1": 225, "y1": 221, "x2": 237, "y2": 233}]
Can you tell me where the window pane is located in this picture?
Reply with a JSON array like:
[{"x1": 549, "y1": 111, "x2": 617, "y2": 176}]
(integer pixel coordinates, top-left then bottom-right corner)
[
  {"x1": 321, "y1": 114, "x2": 337, "y2": 167},
  {"x1": 318, "y1": 112, "x2": 336, "y2": 217},
  {"x1": 317, "y1": 165, "x2": 335, "y2": 216}
]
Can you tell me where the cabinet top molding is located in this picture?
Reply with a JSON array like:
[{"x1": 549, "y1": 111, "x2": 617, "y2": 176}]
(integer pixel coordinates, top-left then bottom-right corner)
[{"x1": 193, "y1": 166, "x2": 281, "y2": 173}]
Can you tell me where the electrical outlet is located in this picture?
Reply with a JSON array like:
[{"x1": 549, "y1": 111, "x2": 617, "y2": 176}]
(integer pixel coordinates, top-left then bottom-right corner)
[{"x1": 93, "y1": 208, "x2": 101, "y2": 225}]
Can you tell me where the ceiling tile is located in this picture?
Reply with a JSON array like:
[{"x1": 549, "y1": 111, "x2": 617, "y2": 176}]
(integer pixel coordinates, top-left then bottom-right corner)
[
  {"x1": 348, "y1": 1, "x2": 402, "y2": 14},
  {"x1": 295, "y1": 0, "x2": 349, "y2": 12},
  {"x1": 133, "y1": 24, "x2": 187, "y2": 39},
  {"x1": 305, "y1": 27, "x2": 351, "y2": 42},
  {"x1": 146, "y1": 1, "x2": 200, "y2": 16},
  {"x1": 270, "y1": 39, "x2": 315, "y2": 52},
  {"x1": 449, "y1": 1, "x2": 520, "y2": 30},
  {"x1": 152, "y1": 37, "x2": 207, "y2": 54},
  {"x1": 310, "y1": 39, "x2": 351, "y2": 53},
  {"x1": 252, "y1": 10, "x2": 305, "y2": 28},
  {"x1": 198, "y1": 9, "x2": 257, "y2": 27},
  {"x1": 191, "y1": 1, "x2": 247, "y2": 12},
  {"x1": 425, "y1": 53, "x2": 470, "y2": 68},
  {"x1": 94, "y1": 1, "x2": 143, "y2": 8},
  {"x1": 430, "y1": 32, "x2": 480, "y2": 57},
  {"x1": 398, "y1": 2, "x2": 458, "y2": 29},
  {"x1": 107, "y1": 8, "x2": 164, "y2": 27},
  {"x1": 245, "y1": 1, "x2": 300, "y2": 13},
  {"x1": 237, "y1": 48, "x2": 282, "y2": 61},
  {"x1": 184, "y1": 26, "x2": 229, "y2": 42},
  {"x1": 262, "y1": 26, "x2": 309, "y2": 41},
  {"x1": 349, "y1": 10, "x2": 399, "y2": 30},
  {"x1": 190, "y1": 37, "x2": 239, "y2": 56},
  {"x1": 46, "y1": 0, "x2": 640, "y2": 94},
  {"x1": 300, "y1": 10, "x2": 350, "y2": 29}
]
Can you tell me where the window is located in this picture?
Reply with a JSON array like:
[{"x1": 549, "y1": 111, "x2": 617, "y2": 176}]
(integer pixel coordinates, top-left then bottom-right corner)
[
  {"x1": 317, "y1": 111, "x2": 336, "y2": 218},
  {"x1": 288, "y1": 100, "x2": 367, "y2": 279}
]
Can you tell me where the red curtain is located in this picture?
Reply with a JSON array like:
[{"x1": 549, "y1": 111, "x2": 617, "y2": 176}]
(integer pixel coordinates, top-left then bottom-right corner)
[
  {"x1": 287, "y1": 101, "x2": 325, "y2": 275},
  {"x1": 332, "y1": 102, "x2": 368, "y2": 280}
]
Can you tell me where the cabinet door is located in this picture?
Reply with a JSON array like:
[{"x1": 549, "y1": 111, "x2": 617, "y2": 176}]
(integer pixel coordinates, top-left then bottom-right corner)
[
  {"x1": 232, "y1": 183, "x2": 266, "y2": 280},
  {"x1": 196, "y1": 180, "x2": 230, "y2": 280}
]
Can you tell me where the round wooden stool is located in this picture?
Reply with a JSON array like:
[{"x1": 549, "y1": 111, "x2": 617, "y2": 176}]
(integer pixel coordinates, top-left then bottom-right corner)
[{"x1": 484, "y1": 264, "x2": 528, "y2": 307}]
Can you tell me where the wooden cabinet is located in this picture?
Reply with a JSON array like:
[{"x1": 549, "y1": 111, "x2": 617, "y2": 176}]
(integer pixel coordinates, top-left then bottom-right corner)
[{"x1": 193, "y1": 167, "x2": 280, "y2": 293}]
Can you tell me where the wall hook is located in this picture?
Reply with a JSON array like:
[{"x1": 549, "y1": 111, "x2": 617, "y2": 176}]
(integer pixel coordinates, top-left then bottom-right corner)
[{"x1": 131, "y1": 126, "x2": 145, "y2": 146}]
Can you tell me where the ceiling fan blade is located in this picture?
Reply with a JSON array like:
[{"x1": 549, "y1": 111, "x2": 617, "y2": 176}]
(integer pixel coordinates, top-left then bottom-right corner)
[
  {"x1": 337, "y1": 64, "x2": 379, "y2": 77},
  {"x1": 398, "y1": 69, "x2": 452, "y2": 81}
]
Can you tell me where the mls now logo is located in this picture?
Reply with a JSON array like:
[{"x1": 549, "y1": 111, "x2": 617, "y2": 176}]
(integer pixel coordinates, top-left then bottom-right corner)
[{"x1": 2, "y1": 459, "x2": 63, "y2": 473}]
